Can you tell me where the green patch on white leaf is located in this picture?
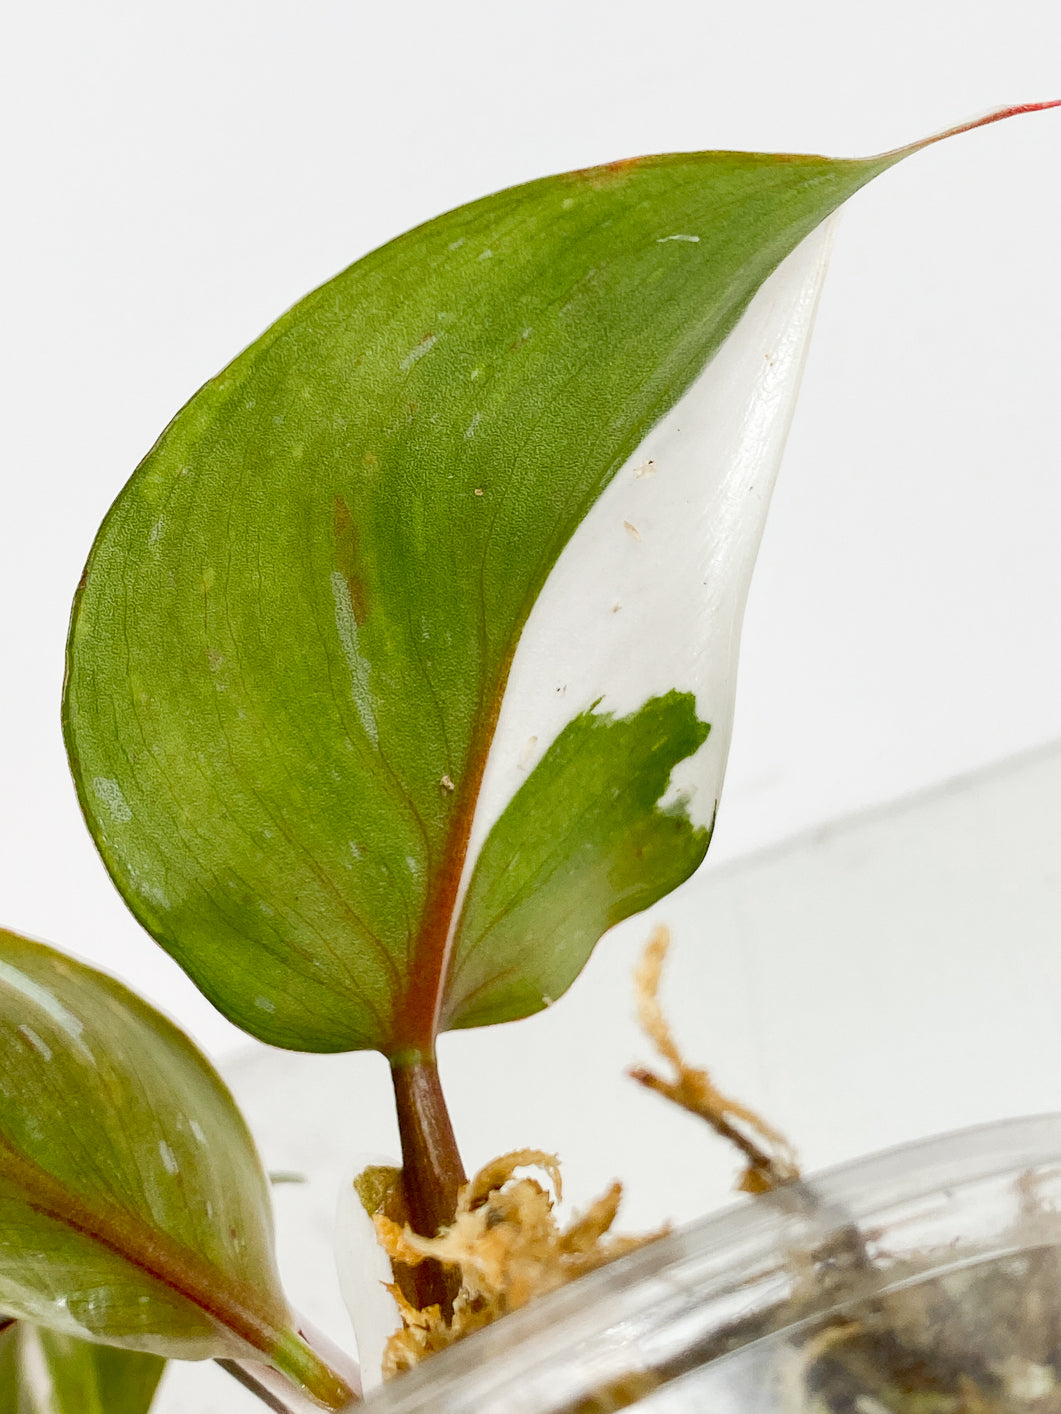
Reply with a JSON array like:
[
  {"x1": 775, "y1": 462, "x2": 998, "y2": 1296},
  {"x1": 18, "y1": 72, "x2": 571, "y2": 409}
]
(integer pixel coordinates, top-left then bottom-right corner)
[{"x1": 444, "y1": 692, "x2": 711, "y2": 1030}]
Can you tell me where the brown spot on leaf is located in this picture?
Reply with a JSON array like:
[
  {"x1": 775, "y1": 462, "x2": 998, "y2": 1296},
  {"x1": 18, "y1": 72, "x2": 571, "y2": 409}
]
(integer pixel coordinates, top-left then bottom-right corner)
[{"x1": 334, "y1": 494, "x2": 370, "y2": 627}]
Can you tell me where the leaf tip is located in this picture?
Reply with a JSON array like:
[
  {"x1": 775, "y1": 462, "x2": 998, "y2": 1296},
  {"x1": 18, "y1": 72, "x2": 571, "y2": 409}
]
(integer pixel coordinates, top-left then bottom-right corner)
[{"x1": 889, "y1": 99, "x2": 1061, "y2": 160}]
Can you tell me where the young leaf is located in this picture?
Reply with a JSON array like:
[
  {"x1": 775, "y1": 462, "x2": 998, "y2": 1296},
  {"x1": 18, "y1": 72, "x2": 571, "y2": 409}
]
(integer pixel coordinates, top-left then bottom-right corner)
[
  {"x1": 63, "y1": 105, "x2": 1059, "y2": 1065},
  {"x1": 0, "y1": 1322, "x2": 164, "y2": 1414},
  {"x1": 0, "y1": 930, "x2": 352, "y2": 1407}
]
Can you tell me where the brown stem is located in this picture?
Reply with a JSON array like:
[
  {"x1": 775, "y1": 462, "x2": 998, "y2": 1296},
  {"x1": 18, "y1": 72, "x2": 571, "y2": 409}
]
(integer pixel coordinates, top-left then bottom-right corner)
[
  {"x1": 392, "y1": 1057, "x2": 466, "y2": 1234},
  {"x1": 391, "y1": 1056, "x2": 467, "y2": 1312}
]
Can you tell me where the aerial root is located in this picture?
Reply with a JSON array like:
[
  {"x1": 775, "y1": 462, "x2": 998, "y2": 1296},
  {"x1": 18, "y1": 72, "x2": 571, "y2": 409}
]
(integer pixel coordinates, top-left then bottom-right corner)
[{"x1": 629, "y1": 924, "x2": 800, "y2": 1194}]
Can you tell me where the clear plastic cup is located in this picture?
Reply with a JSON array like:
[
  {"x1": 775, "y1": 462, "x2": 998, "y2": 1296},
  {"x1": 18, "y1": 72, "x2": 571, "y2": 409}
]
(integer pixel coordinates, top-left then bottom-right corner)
[{"x1": 361, "y1": 1114, "x2": 1061, "y2": 1413}]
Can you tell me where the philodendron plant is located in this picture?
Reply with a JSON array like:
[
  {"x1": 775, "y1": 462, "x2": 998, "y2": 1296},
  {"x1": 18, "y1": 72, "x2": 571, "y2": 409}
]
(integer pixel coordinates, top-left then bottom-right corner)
[{"x1": 1, "y1": 101, "x2": 1056, "y2": 1412}]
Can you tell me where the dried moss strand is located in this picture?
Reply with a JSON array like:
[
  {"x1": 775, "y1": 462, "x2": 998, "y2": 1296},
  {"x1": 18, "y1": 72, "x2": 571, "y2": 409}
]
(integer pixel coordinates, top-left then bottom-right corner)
[
  {"x1": 629, "y1": 926, "x2": 800, "y2": 1194},
  {"x1": 373, "y1": 1152, "x2": 664, "y2": 1378}
]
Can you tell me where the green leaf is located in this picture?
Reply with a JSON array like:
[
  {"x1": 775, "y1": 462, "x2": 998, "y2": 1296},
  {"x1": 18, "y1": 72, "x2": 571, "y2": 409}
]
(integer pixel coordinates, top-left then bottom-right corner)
[
  {"x1": 62, "y1": 105, "x2": 1059, "y2": 1060},
  {"x1": 442, "y1": 692, "x2": 710, "y2": 1032},
  {"x1": 0, "y1": 930, "x2": 351, "y2": 1407},
  {"x1": 0, "y1": 1325, "x2": 23, "y2": 1414},
  {"x1": 0, "y1": 1323, "x2": 164, "y2": 1414}
]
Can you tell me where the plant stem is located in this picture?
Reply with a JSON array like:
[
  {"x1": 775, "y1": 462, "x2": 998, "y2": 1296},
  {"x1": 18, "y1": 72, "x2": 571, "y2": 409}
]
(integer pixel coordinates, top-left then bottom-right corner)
[
  {"x1": 219, "y1": 1320, "x2": 361, "y2": 1412},
  {"x1": 270, "y1": 1330, "x2": 359, "y2": 1409},
  {"x1": 218, "y1": 1361, "x2": 306, "y2": 1413},
  {"x1": 391, "y1": 1055, "x2": 467, "y2": 1312},
  {"x1": 218, "y1": 1360, "x2": 357, "y2": 1414},
  {"x1": 391, "y1": 1057, "x2": 467, "y2": 1237}
]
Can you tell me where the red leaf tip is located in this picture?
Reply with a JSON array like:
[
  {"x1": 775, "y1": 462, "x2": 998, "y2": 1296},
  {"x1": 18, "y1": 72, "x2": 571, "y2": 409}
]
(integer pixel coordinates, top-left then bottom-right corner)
[{"x1": 893, "y1": 100, "x2": 1061, "y2": 158}]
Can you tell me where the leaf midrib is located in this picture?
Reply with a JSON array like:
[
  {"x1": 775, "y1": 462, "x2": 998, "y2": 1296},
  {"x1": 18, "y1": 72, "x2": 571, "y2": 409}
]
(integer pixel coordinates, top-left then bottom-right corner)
[
  {"x1": 0, "y1": 1135, "x2": 286, "y2": 1359},
  {"x1": 394, "y1": 688, "x2": 505, "y2": 1055}
]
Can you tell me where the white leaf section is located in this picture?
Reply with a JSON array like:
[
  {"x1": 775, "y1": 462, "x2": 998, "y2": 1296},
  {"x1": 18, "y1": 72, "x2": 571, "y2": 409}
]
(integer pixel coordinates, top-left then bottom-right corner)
[
  {"x1": 19, "y1": 1328, "x2": 55, "y2": 1414},
  {"x1": 335, "y1": 1159, "x2": 402, "y2": 1393},
  {"x1": 464, "y1": 218, "x2": 837, "y2": 865}
]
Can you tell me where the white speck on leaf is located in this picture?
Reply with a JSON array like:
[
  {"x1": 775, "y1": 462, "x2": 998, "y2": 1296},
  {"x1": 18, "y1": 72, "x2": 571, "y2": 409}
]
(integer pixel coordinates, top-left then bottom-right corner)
[
  {"x1": 93, "y1": 777, "x2": 132, "y2": 823},
  {"x1": 448, "y1": 237, "x2": 465, "y2": 252},
  {"x1": 255, "y1": 996, "x2": 276, "y2": 1013},
  {"x1": 0, "y1": 960, "x2": 93, "y2": 1059},
  {"x1": 464, "y1": 412, "x2": 481, "y2": 440},
  {"x1": 190, "y1": 1119, "x2": 206, "y2": 1144},
  {"x1": 330, "y1": 570, "x2": 379, "y2": 745},
  {"x1": 400, "y1": 333, "x2": 438, "y2": 372},
  {"x1": 158, "y1": 1141, "x2": 179, "y2": 1175},
  {"x1": 440, "y1": 775, "x2": 455, "y2": 793},
  {"x1": 18, "y1": 1025, "x2": 52, "y2": 1061},
  {"x1": 657, "y1": 233, "x2": 700, "y2": 243},
  {"x1": 478, "y1": 248, "x2": 494, "y2": 261}
]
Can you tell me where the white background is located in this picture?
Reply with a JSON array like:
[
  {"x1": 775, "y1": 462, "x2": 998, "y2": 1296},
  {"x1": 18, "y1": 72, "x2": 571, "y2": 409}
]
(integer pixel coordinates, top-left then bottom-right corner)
[{"x1": 2, "y1": 0, "x2": 1060, "y2": 1257}]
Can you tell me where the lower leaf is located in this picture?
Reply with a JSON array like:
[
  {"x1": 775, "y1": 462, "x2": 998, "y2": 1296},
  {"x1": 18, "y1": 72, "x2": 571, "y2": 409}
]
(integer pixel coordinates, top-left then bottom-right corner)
[
  {"x1": 0, "y1": 1322, "x2": 164, "y2": 1414},
  {"x1": 0, "y1": 929, "x2": 354, "y2": 1408}
]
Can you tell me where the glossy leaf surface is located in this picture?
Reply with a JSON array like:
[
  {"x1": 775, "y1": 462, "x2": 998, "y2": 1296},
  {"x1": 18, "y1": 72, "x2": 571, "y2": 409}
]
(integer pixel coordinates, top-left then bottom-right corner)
[
  {"x1": 63, "y1": 107, "x2": 1055, "y2": 1058},
  {"x1": 0, "y1": 929, "x2": 289, "y2": 1363},
  {"x1": 0, "y1": 1323, "x2": 164, "y2": 1414}
]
